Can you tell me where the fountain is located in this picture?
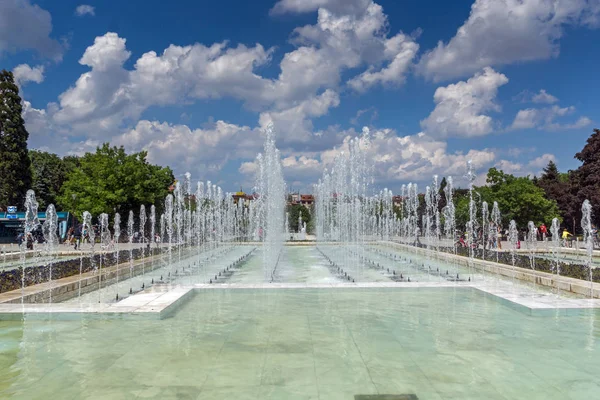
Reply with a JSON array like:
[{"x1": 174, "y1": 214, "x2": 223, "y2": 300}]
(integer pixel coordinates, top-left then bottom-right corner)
[
  {"x1": 491, "y1": 202, "x2": 501, "y2": 263},
  {"x1": 42, "y1": 204, "x2": 57, "y2": 301},
  {"x1": 114, "y1": 213, "x2": 121, "y2": 300},
  {"x1": 582, "y1": 200, "x2": 594, "y2": 297},
  {"x1": 508, "y1": 220, "x2": 518, "y2": 280},
  {"x1": 253, "y1": 123, "x2": 285, "y2": 282},
  {"x1": 99, "y1": 213, "x2": 110, "y2": 301},
  {"x1": 550, "y1": 217, "x2": 561, "y2": 295},
  {"x1": 527, "y1": 221, "x2": 537, "y2": 271}
]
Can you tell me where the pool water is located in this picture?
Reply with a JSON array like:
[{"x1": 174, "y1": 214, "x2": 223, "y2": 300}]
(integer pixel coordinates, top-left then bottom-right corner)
[{"x1": 1, "y1": 287, "x2": 599, "y2": 399}]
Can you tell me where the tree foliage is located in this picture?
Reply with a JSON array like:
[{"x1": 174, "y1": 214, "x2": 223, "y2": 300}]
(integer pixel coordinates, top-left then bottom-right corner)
[
  {"x1": 0, "y1": 70, "x2": 32, "y2": 209},
  {"x1": 29, "y1": 150, "x2": 77, "y2": 209},
  {"x1": 536, "y1": 160, "x2": 579, "y2": 232},
  {"x1": 478, "y1": 167, "x2": 560, "y2": 228},
  {"x1": 573, "y1": 128, "x2": 600, "y2": 227},
  {"x1": 57, "y1": 144, "x2": 174, "y2": 218}
]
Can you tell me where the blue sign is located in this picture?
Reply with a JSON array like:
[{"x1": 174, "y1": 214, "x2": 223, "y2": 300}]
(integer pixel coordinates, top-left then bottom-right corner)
[
  {"x1": 7, "y1": 206, "x2": 17, "y2": 213},
  {"x1": 6, "y1": 214, "x2": 18, "y2": 220}
]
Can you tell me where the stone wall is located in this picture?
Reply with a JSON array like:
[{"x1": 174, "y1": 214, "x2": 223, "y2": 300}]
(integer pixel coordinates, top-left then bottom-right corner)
[
  {"x1": 0, "y1": 248, "x2": 166, "y2": 294},
  {"x1": 443, "y1": 246, "x2": 600, "y2": 283}
]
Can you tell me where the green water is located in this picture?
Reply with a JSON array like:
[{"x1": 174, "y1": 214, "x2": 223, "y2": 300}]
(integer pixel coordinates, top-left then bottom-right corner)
[{"x1": 1, "y1": 288, "x2": 599, "y2": 399}]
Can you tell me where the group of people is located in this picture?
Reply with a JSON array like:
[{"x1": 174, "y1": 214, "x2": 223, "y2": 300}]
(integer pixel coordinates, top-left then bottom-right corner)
[{"x1": 455, "y1": 222, "x2": 600, "y2": 250}]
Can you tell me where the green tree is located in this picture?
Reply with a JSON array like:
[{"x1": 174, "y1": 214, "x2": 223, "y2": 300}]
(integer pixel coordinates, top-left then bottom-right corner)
[
  {"x1": 478, "y1": 167, "x2": 560, "y2": 227},
  {"x1": 536, "y1": 160, "x2": 578, "y2": 231},
  {"x1": 57, "y1": 144, "x2": 174, "y2": 218},
  {"x1": 0, "y1": 70, "x2": 32, "y2": 209},
  {"x1": 573, "y1": 128, "x2": 600, "y2": 228},
  {"x1": 29, "y1": 150, "x2": 77, "y2": 209}
]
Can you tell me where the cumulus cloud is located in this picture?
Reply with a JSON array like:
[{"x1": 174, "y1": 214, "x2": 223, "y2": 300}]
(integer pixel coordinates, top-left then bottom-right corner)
[
  {"x1": 258, "y1": 89, "x2": 341, "y2": 146},
  {"x1": 0, "y1": 0, "x2": 63, "y2": 60},
  {"x1": 270, "y1": 0, "x2": 371, "y2": 15},
  {"x1": 510, "y1": 105, "x2": 592, "y2": 131},
  {"x1": 347, "y1": 32, "x2": 419, "y2": 92},
  {"x1": 418, "y1": 0, "x2": 600, "y2": 81},
  {"x1": 420, "y1": 67, "x2": 508, "y2": 138},
  {"x1": 75, "y1": 5, "x2": 95, "y2": 16},
  {"x1": 48, "y1": 33, "x2": 272, "y2": 136},
  {"x1": 532, "y1": 89, "x2": 559, "y2": 104},
  {"x1": 493, "y1": 153, "x2": 556, "y2": 178},
  {"x1": 114, "y1": 120, "x2": 261, "y2": 175},
  {"x1": 12, "y1": 64, "x2": 45, "y2": 85}
]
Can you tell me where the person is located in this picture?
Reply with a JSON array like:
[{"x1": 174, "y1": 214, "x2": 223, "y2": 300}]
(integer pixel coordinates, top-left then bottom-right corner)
[
  {"x1": 539, "y1": 223, "x2": 547, "y2": 241},
  {"x1": 74, "y1": 224, "x2": 82, "y2": 250},
  {"x1": 562, "y1": 228, "x2": 573, "y2": 247},
  {"x1": 497, "y1": 226, "x2": 502, "y2": 250},
  {"x1": 26, "y1": 232, "x2": 34, "y2": 250}
]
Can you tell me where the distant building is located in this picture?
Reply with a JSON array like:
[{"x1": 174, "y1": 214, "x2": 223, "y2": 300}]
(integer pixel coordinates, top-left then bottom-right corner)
[
  {"x1": 392, "y1": 195, "x2": 404, "y2": 207},
  {"x1": 232, "y1": 189, "x2": 258, "y2": 206},
  {"x1": 300, "y1": 195, "x2": 314, "y2": 206}
]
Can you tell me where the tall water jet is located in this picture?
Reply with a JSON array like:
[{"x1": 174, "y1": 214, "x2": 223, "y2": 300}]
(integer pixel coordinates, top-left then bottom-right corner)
[
  {"x1": 150, "y1": 205, "x2": 156, "y2": 279},
  {"x1": 508, "y1": 220, "x2": 518, "y2": 279},
  {"x1": 443, "y1": 176, "x2": 457, "y2": 275},
  {"x1": 127, "y1": 210, "x2": 135, "y2": 290},
  {"x1": 99, "y1": 213, "x2": 110, "y2": 302},
  {"x1": 465, "y1": 161, "x2": 477, "y2": 278},
  {"x1": 22, "y1": 190, "x2": 40, "y2": 296},
  {"x1": 140, "y1": 205, "x2": 147, "y2": 281},
  {"x1": 254, "y1": 123, "x2": 285, "y2": 282},
  {"x1": 42, "y1": 204, "x2": 58, "y2": 302},
  {"x1": 82, "y1": 211, "x2": 96, "y2": 295},
  {"x1": 582, "y1": 200, "x2": 594, "y2": 298},
  {"x1": 550, "y1": 217, "x2": 561, "y2": 295},
  {"x1": 481, "y1": 201, "x2": 489, "y2": 260},
  {"x1": 527, "y1": 221, "x2": 536, "y2": 271},
  {"x1": 165, "y1": 195, "x2": 174, "y2": 282},
  {"x1": 491, "y1": 202, "x2": 501, "y2": 263},
  {"x1": 114, "y1": 213, "x2": 121, "y2": 300}
]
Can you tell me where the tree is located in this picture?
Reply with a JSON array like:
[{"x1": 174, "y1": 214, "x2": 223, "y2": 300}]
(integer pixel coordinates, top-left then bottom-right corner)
[
  {"x1": 57, "y1": 144, "x2": 174, "y2": 218},
  {"x1": 0, "y1": 70, "x2": 32, "y2": 209},
  {"x1": 536, "y1": 160, "x2": 578, "y2": 231},
  {"x1": 29, "y1": 150, "x2": 76, "y2": 209},
  {"x1": 573, "y1": 128, "x2": 600, "y2": 227},
  {"x1": 478, "y1": 167, "x2": 560, "y2": 228}
]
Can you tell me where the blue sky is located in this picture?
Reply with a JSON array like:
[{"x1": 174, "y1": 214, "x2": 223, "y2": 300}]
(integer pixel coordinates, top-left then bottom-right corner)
[{"x1": 2, "y1": 0, "x2": 599, "y2": 192}]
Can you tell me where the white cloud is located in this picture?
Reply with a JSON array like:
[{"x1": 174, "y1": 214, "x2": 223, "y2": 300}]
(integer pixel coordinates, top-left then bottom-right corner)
[
  {"x1": 75, "y1": 5, "x2": 95, "y2": 17},
  {"x1": 12, "y1": 64, "x2": 45, "y2": 85},
  {"x1": 258, "y1": 89, "x2": 341, "y2": 146},
  {"x1": 532, "y1": 89, "x2": 558, "y2": 104},
  {"x1": 510, "y1": 105, "x2": 592, "y2": 131},
  {"x1": 79, "y1": 32, "x2": 130, "y2": 71},
  {"x1": 418, "y1": 0, "x2": 600, "y2": 81},
  {"x1": 493, "y1": 153, "x2": 556, "y2": 178},
  {"x1": 0, "y1": 0, "x2": 63, "y2": 60},
  {"x1": 347, "y1": 32, "x2": 419, "y2": 92},
  {"x1": 114, "y1": 120, "x2": 261, "y2": 175},
  {"x1": 49, "y1": 33, "x2": 272, "y2": 136},
  {"x1": 420, "y1": 67, "x2": 508, "y2": 138},
  {"x1": 270, "y1": 0, "x2": 371, "y2": 15}
]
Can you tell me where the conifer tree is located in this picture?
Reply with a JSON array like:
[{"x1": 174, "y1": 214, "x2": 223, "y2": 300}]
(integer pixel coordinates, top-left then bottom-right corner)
[{"x1": 0, "y1": 70, "x2": 32, "y2": 209}]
